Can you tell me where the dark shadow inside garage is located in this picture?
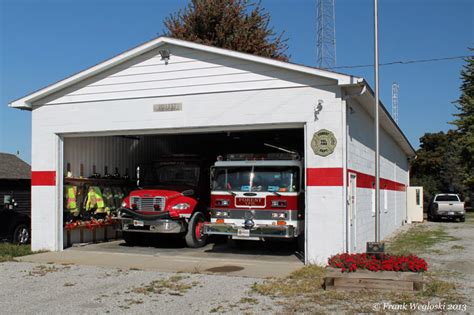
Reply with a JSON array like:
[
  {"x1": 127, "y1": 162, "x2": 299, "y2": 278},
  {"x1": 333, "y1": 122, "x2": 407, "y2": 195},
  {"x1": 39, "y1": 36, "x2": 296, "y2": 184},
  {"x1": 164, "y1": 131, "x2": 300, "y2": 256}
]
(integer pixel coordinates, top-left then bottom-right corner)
[{"x1": 63, "y1": 127, "x2": 304, "y2": 261}]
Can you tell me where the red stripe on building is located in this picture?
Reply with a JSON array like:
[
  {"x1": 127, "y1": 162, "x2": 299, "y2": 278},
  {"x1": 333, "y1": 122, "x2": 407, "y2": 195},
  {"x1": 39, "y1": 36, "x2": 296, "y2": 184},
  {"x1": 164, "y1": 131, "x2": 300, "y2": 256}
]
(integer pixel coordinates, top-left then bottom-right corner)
[
  {"x1": 307, "y1": 167, "x2": 406, "y2": 191},
  {"x1": 31, "y1": 171, "x2": 56, "y2": 186},
  {"x1": 307, "y1": 168, "x2": 343, "y2": 186},
  {"x1": 347, "y1": 170, "x2": 374, "y2": 189}
]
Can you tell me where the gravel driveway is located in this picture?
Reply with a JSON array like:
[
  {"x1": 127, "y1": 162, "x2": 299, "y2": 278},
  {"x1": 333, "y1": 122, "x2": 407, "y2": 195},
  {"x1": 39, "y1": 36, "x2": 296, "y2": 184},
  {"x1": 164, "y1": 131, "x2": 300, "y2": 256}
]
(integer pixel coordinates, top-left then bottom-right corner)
[
  {"x1": 1, "y1": 214, "x2": 473, "y2": 314},
  {"x1": 0, "y1": 261, "x2": 278, "y2": 314}
]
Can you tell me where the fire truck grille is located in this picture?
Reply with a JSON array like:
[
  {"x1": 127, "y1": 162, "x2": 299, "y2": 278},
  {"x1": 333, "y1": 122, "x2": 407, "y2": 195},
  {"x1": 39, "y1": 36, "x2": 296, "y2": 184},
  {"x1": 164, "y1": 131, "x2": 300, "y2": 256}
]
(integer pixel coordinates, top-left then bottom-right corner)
[{"x1": 131, "y1": 197, "x2": 166, "y2": 211}]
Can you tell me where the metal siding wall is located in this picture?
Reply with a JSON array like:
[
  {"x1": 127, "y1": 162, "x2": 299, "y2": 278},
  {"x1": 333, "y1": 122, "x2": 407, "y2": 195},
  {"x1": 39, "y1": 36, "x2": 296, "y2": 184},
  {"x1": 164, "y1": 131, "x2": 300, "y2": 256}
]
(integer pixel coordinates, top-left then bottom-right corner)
[
  {"x1": 63, "y1": 136, "x2": 186, "y2": 179},
  {"x1": 346, "y1": 99, "x2": 409, "y2": 250},
  {"x1": 64, "y1": 136, "x2": 141, "y2": 179},
  {"x1": 34, "y1": 44, "x2": 334, "y2": 106}
]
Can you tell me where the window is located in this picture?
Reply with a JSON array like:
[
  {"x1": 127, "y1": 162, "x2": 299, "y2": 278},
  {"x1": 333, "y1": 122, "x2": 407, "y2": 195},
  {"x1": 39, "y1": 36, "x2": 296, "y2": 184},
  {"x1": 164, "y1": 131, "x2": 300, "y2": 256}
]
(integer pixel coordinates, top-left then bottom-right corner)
[
  {"x1": 434, "y1": 195, "x2": 459, "y2": 202},
  {"x1": 416, "y1": 189, "x2": 421, "y2": 205},
  {"x1": 212, "y1": 166, "x2": 300, "y2": 192}
]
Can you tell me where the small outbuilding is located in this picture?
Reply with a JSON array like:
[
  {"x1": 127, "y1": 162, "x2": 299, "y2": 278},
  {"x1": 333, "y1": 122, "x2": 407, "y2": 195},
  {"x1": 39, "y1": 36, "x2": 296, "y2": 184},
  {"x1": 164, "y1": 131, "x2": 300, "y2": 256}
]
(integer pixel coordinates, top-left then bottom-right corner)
[
  {"x1": 9, "y1": 37, "x2": 415, "y2": 263},
  {"x1": 0, "y1": 153, "x2": 31, "y2": 215}
]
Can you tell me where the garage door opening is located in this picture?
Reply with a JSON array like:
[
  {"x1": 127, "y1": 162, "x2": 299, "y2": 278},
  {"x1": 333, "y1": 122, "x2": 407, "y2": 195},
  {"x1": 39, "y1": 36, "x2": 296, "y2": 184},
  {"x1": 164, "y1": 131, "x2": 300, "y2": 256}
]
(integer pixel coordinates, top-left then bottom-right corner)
[{"x1": 62, "y1": 127, "x2": 305, "y2": 259}]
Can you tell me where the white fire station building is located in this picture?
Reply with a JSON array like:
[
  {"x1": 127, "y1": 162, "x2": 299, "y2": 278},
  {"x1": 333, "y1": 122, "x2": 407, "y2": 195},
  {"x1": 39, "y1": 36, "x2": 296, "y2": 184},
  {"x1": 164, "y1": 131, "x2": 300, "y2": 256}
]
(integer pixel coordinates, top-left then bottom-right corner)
[{"x1": 10, "y1": 37, "x2": 415, "y2": 264}]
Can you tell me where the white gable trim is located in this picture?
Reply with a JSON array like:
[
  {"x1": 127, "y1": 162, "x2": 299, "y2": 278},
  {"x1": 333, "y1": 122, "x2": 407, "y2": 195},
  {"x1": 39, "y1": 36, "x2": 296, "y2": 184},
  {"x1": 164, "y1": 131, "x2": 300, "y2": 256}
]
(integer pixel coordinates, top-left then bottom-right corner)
[{"x1": 9, "y1": 37, "x2": 362, "y2": 109}]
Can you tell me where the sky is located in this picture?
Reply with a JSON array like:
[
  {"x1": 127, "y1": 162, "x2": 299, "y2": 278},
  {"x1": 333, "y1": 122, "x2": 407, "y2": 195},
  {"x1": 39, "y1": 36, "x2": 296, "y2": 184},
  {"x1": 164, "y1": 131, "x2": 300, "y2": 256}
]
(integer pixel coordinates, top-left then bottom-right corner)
[{"x1": 0, "y1": 0, "x2": 472, "y2": 164}]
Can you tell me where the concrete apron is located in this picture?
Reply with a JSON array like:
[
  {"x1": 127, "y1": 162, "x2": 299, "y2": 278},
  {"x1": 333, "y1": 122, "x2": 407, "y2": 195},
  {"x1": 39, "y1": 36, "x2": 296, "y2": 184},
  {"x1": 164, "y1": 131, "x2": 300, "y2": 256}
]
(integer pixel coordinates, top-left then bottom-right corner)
[{"x1": 17, "y1": 247, "x2": 304, "y2": 278}]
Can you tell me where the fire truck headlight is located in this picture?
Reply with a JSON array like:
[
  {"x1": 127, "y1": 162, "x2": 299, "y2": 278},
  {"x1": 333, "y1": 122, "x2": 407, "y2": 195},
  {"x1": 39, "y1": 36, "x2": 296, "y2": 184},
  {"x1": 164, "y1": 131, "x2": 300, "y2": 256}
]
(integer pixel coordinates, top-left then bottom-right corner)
[
  {"x1": 121, "y1": 201, "x2": 127, "y2": 208},
  {"x1": 171, "y1": 203, "x2": 191, "y2": 210},
  {"x1": 215, "y1": 211, "x2": 229, "y2": 217},
  {"x1": 215, "y1": 199, "x2": 230, "y2": 207},
  {"x1": 271, "y1": 212, "x2": 287, "y2": 219},
  {"x1": 271, "y1": 200, "x2": 287, "y2": 208}
]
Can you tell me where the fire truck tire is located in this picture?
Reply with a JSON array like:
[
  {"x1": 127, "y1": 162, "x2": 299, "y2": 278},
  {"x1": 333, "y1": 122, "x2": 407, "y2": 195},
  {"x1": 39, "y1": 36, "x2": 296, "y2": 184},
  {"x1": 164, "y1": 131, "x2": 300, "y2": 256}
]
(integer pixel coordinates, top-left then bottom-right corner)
[
  {"x1": 185, "y1": 211, "x2": 208, "y2": 248},
  {"x1": 122, "y1": 232, "x2": 141, "y2": 246}
]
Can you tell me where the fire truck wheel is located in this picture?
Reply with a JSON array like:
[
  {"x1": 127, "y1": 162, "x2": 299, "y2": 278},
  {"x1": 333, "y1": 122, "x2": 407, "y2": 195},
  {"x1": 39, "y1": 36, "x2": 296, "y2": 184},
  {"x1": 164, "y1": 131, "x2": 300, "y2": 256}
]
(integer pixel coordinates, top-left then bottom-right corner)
[{"x1": 185, "y1": 211, "x2": 208, "y2": 248}]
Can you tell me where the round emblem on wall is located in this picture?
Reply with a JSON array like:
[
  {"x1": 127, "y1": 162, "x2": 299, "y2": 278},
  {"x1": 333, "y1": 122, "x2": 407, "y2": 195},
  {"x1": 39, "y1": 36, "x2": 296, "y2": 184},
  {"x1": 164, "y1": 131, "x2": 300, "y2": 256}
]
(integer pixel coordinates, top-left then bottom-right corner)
[{"x1": 311, "y1": 129, "x2": 337, "y2": 157}]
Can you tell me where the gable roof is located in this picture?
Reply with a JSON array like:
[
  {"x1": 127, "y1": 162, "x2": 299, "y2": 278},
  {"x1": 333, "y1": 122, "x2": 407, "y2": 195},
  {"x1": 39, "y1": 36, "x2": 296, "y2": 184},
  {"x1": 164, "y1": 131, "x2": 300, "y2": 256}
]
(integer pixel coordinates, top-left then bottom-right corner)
[
  {"x1": 0, "y1": 153, "x2": 31, "y2": 180},
  {"x1": 7, "y1": 36, "x2": 415, "y2": 156},
  {"x1": 9, "y1": 36, "x2": 362, "y2": 109}
]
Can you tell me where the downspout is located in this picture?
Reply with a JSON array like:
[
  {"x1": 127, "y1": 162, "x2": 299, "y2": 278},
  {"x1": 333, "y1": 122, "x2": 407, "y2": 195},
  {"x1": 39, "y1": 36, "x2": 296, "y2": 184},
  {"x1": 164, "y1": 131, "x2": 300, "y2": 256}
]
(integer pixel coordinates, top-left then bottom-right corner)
[{"x1": 342, "y1": 84, "x2": 367, "y2": 252}]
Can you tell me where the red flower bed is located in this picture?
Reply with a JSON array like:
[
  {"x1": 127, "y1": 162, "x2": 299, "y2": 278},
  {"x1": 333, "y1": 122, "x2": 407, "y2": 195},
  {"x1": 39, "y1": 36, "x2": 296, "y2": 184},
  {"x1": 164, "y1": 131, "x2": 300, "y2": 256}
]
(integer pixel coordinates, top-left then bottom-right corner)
[{"x1": 328, "y1": 253, "x2": 428, "y2": 273}]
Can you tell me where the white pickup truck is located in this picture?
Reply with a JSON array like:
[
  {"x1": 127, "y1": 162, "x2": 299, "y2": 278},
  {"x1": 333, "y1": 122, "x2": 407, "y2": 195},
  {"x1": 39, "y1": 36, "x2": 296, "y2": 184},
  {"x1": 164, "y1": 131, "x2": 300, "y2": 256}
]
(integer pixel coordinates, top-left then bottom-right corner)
[{"x1": 428, "y1": 194, "x2": 465, "y2": 222}]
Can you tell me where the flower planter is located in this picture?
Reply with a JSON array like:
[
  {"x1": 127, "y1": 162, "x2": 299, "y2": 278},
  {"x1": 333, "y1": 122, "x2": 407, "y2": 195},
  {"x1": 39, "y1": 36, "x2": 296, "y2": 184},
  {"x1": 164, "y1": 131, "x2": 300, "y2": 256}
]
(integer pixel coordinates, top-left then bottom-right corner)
[{"x1": 324, "y1": 268, "x2": 424, "y2": 292}]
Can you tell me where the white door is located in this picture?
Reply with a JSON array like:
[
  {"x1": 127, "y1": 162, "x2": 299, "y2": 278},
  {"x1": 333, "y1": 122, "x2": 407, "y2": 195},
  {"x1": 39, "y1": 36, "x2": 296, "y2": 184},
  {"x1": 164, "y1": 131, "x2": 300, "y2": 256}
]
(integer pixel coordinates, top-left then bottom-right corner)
[
  {"x1": 348, "y1": 173, "x2": 357, "y2": 252},
  {"x1": 407, "y1": 186, "x2": 424, "y2": 222}
]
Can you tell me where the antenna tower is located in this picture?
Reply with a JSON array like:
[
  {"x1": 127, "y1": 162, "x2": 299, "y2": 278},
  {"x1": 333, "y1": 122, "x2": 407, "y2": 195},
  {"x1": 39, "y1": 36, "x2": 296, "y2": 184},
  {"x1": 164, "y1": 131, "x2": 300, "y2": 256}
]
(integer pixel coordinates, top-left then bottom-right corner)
[
  {"x1": 316, "y1": 0, "x2": 336, "y2": 69},
  {"x1": 391, "y1": 82, "x2": 399, "y2": 124}
]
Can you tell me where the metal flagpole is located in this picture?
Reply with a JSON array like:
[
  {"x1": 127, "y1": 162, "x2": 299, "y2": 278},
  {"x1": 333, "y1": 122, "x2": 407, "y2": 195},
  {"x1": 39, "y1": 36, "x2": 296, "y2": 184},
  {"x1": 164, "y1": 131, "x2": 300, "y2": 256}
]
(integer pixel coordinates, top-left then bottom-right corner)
[{"x1": 374, "y1": 0, "x2": 381, "y2": 242}]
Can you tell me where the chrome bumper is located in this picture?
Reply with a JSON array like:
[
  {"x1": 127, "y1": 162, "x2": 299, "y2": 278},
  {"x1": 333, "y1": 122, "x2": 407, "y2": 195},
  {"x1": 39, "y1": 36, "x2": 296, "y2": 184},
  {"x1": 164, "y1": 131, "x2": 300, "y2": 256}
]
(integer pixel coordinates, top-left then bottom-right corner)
[
  {"x1": 115, "y1": 217, "x2": 186, "y2": 234},
  {"x1": 203, "y1": 223, "x2": 296, "y2": 238}
]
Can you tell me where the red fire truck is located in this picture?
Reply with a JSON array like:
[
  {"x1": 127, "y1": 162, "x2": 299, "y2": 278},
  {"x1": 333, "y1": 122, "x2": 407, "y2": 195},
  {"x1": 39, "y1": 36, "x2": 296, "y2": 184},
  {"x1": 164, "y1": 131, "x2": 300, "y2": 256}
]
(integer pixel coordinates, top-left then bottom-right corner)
[
  {"x1": 114, "y1": 158, "x2": 211, "y2": 248},
  {"x1": 203, "y1": 153, "x2": 304, "y2": 243}
]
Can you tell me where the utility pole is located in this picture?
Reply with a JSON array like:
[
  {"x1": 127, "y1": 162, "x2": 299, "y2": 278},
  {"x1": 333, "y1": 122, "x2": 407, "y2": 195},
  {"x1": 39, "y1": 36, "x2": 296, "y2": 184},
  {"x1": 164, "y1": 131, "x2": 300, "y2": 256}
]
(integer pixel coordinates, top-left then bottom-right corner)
[
  {"x1": 374, "y1": 0, "x2": 381, "y2": 242},
  {"x1": 316, "y1": 0, "x2": 336, "y2": 69}
]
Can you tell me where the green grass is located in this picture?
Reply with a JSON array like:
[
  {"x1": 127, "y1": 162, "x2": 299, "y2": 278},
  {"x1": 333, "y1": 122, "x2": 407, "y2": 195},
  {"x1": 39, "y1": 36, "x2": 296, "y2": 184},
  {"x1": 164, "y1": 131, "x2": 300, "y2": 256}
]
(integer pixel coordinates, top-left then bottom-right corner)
[
  {"x1": 131, "y1": 275, "x2": 197, "y2": 296},
  {"x1": 386, "y1": 225, "x2": 460, "y2": 255},
  {"x1": 252, "y1": 264, "x2": 326, "y2": 297},
  {"x1": 0, "y1": 243, "x2": 32, "y2": 262},
  {"x1": 465, "y1": 211, "x2": 474, "y2": 224}
]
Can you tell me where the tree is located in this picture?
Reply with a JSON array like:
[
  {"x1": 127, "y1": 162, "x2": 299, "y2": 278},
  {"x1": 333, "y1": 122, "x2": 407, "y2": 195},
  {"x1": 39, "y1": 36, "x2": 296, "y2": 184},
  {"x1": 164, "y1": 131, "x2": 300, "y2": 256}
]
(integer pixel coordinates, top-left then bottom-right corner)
[
  {"x1": 451, "y1": 53, "x2": 474, "y2": 190},
  {"x1": 411, "y1": 53, "x2": 474, "y2": 209},
  {"x1": 164, "y1": 0, "x2": 289, "y2": 61},
  {"x1": 410, "y1": 130, "x2": 466, "y2": 206}
]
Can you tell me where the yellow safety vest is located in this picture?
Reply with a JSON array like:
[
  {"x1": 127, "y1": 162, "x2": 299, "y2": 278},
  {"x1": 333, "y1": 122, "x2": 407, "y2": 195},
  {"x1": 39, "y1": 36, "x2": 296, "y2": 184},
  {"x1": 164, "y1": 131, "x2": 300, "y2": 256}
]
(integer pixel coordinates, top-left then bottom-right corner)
[
  {"x1": 65, "y1": 186, "x2": 80, "y2": 216},
  {"x1": 86, "y1": 186, "x2": 105, "y2": 213},
  {"x1": 66, "y1": 186, "x2": 77, "y2": 209}
]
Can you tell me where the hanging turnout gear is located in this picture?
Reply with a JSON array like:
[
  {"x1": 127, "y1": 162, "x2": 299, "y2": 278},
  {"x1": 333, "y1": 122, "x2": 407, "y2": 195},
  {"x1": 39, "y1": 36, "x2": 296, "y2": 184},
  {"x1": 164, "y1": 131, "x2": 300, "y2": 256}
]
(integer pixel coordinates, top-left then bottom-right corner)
[
  {"x1": 85, "y1": 186, "x2": 105, "y2": 214},
  {"x1": 113, "y1": 187, "x2": 125, "y2": 209},
  {"x1": 102, "y1": 186, "x2": 115, "y2": 215},
  {"x1": 64, "y1": 185, "x2": 80, "y2": 217}
]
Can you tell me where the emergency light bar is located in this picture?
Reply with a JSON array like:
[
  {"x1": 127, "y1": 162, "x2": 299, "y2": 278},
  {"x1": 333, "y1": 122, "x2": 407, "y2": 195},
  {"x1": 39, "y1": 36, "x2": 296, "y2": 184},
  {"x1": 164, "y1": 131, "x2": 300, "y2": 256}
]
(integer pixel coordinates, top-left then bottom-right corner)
[{"x1": 224, "y1": 153, "x2": 300, "y2": 161}]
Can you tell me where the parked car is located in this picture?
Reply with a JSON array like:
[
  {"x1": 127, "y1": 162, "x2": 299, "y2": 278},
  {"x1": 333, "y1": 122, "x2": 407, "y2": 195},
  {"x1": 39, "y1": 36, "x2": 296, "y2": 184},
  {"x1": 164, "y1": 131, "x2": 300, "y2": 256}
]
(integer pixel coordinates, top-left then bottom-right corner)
[
  {"x1": 0, "y1": 197, "x2": 31, "y2": 244},
  {"x1": 428, "y1": 193, "x2": 465, "y2": 222}
]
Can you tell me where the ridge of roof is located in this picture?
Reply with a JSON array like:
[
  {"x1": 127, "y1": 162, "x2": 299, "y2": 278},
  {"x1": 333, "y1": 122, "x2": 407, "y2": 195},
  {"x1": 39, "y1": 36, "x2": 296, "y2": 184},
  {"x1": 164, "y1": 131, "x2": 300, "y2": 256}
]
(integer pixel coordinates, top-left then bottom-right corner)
[{"x1": 8, "y1": 36, "x2": 361, "y2": 109}]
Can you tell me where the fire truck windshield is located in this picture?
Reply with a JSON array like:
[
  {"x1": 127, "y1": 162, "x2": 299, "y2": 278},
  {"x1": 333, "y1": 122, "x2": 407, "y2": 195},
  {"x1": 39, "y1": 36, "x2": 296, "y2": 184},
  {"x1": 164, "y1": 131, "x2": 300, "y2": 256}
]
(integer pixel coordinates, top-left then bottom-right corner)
[
  {"x1": 212, "y1": 166, "x2": 299, "y2": 192},
  {"x1": 154, "y1": 164, "x2": 200, "y2": 186}
]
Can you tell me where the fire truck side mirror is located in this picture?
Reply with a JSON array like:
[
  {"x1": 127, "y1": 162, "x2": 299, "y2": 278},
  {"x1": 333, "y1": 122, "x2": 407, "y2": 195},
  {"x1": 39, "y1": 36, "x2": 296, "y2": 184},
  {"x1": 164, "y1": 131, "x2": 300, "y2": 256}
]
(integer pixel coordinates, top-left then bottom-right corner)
[{"x1": 182, "y1": 189, "x2": 194, "y2": 196}]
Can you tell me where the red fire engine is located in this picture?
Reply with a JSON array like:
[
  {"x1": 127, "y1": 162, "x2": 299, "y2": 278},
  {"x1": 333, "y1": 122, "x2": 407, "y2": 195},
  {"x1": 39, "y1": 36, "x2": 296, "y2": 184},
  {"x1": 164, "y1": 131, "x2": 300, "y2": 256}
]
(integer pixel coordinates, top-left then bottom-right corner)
[
  {"x1": 204, "y1": 153, "x2": 304, "y2": 243},
  {"x1": 114, "y1": 157, "x2": 211, "y2": 248}
]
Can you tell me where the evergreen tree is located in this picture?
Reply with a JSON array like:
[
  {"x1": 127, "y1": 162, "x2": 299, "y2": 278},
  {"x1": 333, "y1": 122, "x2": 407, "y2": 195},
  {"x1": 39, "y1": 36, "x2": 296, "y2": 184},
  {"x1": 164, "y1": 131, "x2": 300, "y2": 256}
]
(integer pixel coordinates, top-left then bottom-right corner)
[
  {"x1": 451, "y1": 53, "x2": 474, "y2": 191},
  {"x1": 164, "y1": 0, "x2": 289, "y2": 61}
]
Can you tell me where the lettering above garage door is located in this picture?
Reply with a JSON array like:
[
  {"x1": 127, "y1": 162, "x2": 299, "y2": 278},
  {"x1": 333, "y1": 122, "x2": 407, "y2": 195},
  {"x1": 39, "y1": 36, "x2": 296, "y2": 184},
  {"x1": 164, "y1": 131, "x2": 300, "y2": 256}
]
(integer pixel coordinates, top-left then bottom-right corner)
[{"x1": 153, "y1": 103, "x2": 182, "y2": 112}]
